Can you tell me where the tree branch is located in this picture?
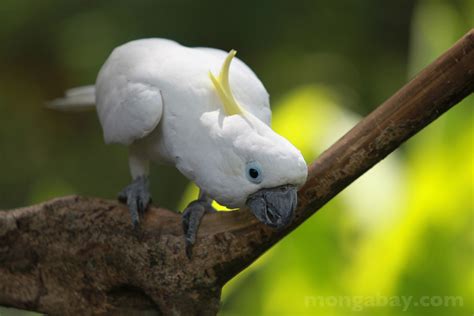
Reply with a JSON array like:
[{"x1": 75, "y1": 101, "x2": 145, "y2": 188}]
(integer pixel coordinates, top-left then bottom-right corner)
[{"x1": 1, "y1": 29, "x2": 473, "y2": 315}]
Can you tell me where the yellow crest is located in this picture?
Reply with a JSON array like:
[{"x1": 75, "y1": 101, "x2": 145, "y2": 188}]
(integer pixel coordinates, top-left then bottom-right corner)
[{"x1": 209, "y1": 50, "x2": 245, "y2": 116}]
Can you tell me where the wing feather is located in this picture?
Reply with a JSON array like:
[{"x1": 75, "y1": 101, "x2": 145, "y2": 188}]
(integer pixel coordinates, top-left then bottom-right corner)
[{"x1": 97, "y1": 79, "x2": 163, "y2": 145}]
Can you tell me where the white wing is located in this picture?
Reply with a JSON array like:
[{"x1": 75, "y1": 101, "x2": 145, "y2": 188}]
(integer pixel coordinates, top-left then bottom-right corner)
[
  {"x1": 96, "y1": 80, "x2": 163, "y2": 145},
  {"x1": 95, "y1": 41, "x2": 167, "y2": 145}
]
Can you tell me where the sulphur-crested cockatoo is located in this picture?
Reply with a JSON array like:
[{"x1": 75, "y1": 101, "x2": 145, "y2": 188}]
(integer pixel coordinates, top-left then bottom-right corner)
[{"x1": 50, "y1": 39, "x2": 307, "y2": 254}]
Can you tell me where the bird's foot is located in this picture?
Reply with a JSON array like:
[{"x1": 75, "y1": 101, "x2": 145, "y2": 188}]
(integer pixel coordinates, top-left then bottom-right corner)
[
  {"x1": 182, "y1": 199, "x2": 216, "y2": 259},
  {"x1": 118, "y1": 176, "x2": 151, "y2": 228}
]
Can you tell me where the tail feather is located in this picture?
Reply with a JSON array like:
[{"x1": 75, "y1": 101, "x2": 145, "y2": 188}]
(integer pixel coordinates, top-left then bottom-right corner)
[{"x1": 47, "y1": 85, "x2": 96, "y2": 111}]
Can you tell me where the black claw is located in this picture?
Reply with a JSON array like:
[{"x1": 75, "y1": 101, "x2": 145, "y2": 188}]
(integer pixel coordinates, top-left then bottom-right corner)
[
  {"x1": 182, "y1": 200, "x2": 216, "y2": 259},
  {"x1": 118, "y1": 176, "x2": 151, "y2": 228},
  {"x1": 185, "y1": 244, "x2": 193, "y2": 260}
]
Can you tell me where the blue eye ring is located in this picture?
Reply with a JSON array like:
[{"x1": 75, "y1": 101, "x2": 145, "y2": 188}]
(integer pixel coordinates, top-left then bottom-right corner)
[{"x1": 245, "y1": 161, "x2": 263, "y2": 184}]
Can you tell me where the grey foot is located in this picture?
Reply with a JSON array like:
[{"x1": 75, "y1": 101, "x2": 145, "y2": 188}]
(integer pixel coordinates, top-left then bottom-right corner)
[
  {"x1": 118, "y1": 176, "x2": 151, "y2": 228},
  {"x1": 182, "y1": 199, "x2": 216, "y2": 259}
]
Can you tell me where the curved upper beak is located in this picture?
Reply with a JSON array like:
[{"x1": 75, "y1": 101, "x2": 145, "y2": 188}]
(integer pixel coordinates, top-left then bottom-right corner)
[{"x1": 246, "y1": 185, "x2": 297, "y2": 229}]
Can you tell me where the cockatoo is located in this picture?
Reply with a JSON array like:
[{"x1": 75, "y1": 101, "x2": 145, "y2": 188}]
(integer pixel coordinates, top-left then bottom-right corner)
[{"x1": 50, "y1": 39, "x2": 308, "y2": 255}]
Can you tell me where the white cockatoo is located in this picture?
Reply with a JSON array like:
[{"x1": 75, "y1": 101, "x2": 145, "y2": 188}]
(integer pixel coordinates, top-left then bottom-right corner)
[{"x1": 50, "y1": 39, "x2": 307, "y2": 254}]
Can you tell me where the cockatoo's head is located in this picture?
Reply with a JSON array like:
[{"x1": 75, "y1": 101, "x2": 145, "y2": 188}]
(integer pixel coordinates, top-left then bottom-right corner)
[
  {"x1": 201, "y1": 112, "x2": 308, "y2": 229},
  {"x1": 197, "y1": 50, "x2": 308, "y2": 229}
]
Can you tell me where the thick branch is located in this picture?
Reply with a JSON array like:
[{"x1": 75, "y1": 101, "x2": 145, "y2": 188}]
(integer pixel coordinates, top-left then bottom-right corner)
[{"x1": 1, "y1": 30, "x2": 473, "y2": 315}]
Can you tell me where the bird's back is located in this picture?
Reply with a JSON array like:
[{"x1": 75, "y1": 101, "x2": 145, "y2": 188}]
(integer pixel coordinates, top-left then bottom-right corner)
[{"x1": 95, "y1": 38, "x2": 271, "y2": 146}]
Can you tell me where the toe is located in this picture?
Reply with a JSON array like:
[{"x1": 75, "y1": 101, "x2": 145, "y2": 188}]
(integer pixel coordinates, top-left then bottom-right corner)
[
  {"x1": 128, "y1": 194, "x2": 140, "y2": 228},
  {"x1": 182, "y1": 202, "x2": 207, "y2": 259},
  {"x1": 185, "y1": 243, "x2": 193, "y2": 260},
  {"x1": 118, "y1": 177, "x2": 152, "y2": 227},
  {"x1": 137, "y1": 191, "x2": 151, "y2": 215}
]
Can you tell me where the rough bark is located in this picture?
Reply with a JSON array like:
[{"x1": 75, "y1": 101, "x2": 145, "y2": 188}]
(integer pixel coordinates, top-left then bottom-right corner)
[{"x1": 1, "y1": 29, "x2": 473, "y2": 315}]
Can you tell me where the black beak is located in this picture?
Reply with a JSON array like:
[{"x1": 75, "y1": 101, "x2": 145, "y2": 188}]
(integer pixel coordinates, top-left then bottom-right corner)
[{"x1": 246, "y1": 185, "x2": 297, "y2": 229}]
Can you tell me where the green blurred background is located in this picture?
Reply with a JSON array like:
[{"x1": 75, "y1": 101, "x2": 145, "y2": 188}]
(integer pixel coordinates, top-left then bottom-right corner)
[{"x1": 0, "y1": 0, "x2": 472, "y2": 315}]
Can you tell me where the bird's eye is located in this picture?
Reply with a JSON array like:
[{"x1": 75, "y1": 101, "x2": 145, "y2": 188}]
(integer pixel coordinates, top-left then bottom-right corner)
[{"x1": 245, "y1": 161, "x2": 263, "y2": 184}]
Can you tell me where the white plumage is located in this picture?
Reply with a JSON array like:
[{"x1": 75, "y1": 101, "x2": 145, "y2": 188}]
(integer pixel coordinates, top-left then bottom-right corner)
[{"x1": 51, "y1": 38, "x2": 307, "y2": 217}]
